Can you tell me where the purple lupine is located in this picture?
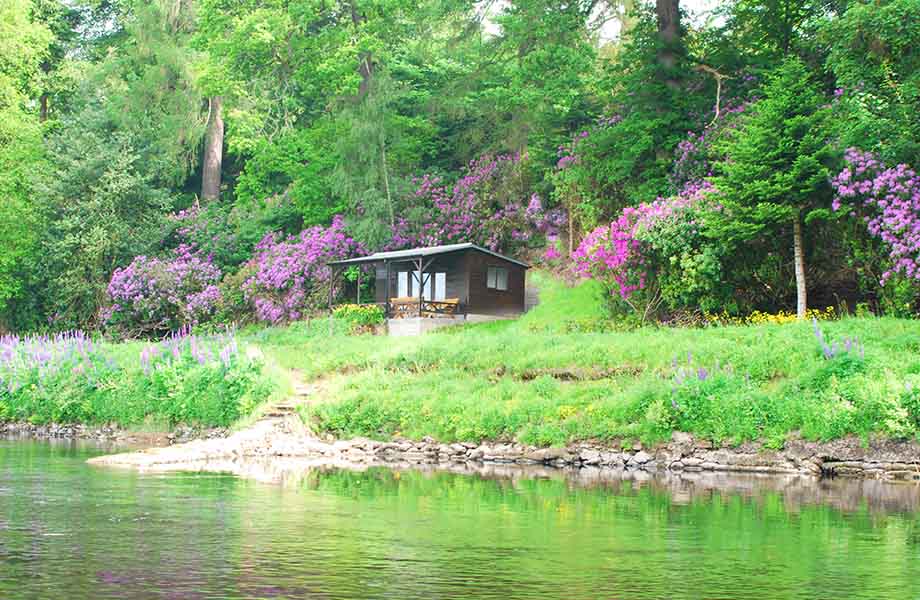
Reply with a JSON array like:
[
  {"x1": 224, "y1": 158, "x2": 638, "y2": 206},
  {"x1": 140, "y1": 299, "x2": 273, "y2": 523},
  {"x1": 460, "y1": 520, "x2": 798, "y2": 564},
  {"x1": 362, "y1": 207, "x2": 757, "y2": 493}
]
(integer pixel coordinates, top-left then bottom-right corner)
[
  {"x1": 813, "y1": 319, "x2": 865, "y2": 360},
  {"x1": 0, "y1": 331, "x2": 115, "y2": 393},
  {"x1": 139, "y1": 327, "x2": 242, "y2": 374}
]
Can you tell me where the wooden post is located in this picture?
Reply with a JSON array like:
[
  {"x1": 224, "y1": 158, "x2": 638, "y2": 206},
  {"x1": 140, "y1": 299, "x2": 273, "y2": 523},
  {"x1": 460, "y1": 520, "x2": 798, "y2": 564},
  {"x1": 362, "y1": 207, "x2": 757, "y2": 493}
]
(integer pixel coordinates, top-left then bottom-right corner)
[
  {"x1": 419, "y1": 258, "x2": 435, "y2": 318},
  {"x1": 356, "y1": 268, "x2": 361, "y2": 304},
  {"x1": 328, "y1": 266, "x2": 338, "y2": 335},
  {"x1": 385, "y1": 260, "x2": 391, "y2": 318},
  {"x1": 416, "y1": 257, "x2": 423, "y2": 318}
]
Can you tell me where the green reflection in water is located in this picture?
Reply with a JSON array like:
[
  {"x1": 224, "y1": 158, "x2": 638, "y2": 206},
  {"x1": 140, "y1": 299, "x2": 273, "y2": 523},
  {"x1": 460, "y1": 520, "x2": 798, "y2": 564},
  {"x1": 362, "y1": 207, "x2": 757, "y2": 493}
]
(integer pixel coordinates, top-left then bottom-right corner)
[{"x1": 1, "y1": 440, "x2": 919, "y2": 599}]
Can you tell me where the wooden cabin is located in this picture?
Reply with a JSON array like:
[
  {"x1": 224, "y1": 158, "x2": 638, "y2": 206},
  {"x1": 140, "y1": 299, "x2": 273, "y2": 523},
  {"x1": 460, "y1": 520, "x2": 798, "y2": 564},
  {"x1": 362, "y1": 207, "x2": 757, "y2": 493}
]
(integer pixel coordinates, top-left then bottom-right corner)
[{"x1": 328, "y1": 243, "x2": 530, "y2": 320}]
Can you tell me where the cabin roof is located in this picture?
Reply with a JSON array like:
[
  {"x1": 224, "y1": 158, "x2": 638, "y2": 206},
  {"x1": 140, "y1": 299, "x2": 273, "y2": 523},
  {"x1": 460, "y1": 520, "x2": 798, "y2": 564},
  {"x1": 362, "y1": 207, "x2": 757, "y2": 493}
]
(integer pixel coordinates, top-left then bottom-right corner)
[{"x1": 328, "y1": 242, "x2": 530, "y2": 269}]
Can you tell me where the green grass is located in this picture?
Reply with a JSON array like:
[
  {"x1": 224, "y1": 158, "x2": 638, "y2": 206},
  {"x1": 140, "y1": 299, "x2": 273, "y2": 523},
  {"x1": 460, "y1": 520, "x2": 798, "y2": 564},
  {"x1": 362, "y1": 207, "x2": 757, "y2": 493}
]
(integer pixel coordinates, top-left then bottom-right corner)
[{"x1": 247, "y1": 272, "x2": 920, "y2": 448}]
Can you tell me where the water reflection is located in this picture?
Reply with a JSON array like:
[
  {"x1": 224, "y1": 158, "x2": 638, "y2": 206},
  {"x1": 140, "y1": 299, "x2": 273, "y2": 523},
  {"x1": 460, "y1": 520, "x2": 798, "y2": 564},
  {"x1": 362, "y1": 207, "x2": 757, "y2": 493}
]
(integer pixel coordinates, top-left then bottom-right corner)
[
  {"x1": 2, "y1": 439, "x2": 920, "y2": 600},
  {"x1": 144, "y1": 454, "x2": 920, "y2": 515}
]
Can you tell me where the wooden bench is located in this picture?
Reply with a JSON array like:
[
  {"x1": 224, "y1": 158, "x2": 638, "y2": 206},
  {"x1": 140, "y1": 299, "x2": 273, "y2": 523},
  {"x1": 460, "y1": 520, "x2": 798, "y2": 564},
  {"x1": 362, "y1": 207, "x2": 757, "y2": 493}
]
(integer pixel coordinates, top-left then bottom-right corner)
[{"x1": 389, "y1": 297, "x2": 460, "y2": 317}]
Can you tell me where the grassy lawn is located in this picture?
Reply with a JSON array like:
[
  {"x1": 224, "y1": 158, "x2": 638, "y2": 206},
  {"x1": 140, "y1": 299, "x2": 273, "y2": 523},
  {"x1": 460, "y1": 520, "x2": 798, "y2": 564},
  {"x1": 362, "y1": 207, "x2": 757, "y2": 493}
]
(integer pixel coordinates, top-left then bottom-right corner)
[{"x1": 248, "y1": 272, "x2": 920, "y2": 448}]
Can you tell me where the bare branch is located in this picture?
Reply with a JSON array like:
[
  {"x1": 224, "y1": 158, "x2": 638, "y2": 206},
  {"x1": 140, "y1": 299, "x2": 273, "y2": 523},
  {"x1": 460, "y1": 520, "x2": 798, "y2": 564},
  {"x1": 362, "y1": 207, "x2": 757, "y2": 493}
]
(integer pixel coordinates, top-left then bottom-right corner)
[{"x1": 695, "y1": 64, "x2": 731, "y2": 126}]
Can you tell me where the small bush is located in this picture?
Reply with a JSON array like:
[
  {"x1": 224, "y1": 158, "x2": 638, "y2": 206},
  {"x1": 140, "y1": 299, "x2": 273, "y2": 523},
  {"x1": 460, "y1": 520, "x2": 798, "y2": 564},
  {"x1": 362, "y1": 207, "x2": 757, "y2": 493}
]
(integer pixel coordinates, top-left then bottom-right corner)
[
  {"x1": 702, "y1": 307, "x2": 837, "y2": 327},
  {"x1": 213, "y1": 263, "x2": 257, "y2": 326},
  {"x1": 333, "y1": 304, "x2": 385, "y2": 332}
]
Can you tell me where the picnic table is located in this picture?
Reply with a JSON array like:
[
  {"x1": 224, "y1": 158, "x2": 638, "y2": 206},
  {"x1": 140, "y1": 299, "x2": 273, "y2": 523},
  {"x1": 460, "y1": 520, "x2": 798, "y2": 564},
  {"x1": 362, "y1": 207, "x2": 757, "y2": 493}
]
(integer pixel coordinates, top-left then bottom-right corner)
[{"x1": 389, "y1": 297, "x2": 460, "y2": 318}]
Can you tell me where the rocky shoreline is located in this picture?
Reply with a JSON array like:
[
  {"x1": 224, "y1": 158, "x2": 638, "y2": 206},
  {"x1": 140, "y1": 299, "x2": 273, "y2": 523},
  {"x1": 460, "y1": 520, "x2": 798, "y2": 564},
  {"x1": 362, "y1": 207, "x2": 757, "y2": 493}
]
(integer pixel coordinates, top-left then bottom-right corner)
[
  {"x1": 0, "y1": 421, "x2": 228, "y2": 446},
  {"x1": 305, "y1": 432, "x2": 920, "y2": 481},
  {"x1": 85, "y1": 413, "x2": 920, "y2": 482}
]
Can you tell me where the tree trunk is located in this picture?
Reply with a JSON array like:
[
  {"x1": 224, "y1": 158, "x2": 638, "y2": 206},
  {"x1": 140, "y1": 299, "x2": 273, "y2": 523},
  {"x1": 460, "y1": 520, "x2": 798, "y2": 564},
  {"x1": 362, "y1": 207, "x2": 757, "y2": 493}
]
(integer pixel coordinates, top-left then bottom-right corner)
[
  {"x1": 349, "y1": 1, "x2": 373, "y2": 101},
  {"x1": 201, "y1": 96, "x2": 224, "y2": 202},
  {"x1": 380, "y1": 133, "x2": 394, "y2": 228},
  {"x1": 39, "y1": 94, "x2": 48, "y2": 122},
  {"x1": 568, "y1": 208, "x2": 574, "y2": 257},
  {"x1": 655, "y1": 0, "x2": 681, "y2": 90},
  {"x1": 793, "y1": 212, "x2": 807, "y2": 319}
]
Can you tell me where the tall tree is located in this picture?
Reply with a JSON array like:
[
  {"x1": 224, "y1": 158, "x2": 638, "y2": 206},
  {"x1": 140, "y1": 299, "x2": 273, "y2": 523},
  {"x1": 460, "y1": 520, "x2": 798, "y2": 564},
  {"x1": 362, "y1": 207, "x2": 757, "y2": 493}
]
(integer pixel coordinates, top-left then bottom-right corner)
[
  {"x1": 30, "y1": 0, "x2": 82, "y2": 122},
  {"x1": 0, "y1": 0, "x2": 51, "y2": 325},
  {"x1": 823, "y1": 0, "x2": 920, "y2": 165},
  {"x1": 569, "y1": 8, "x2": 698, "y2": 218},
  {"x1": 655, "y1": 0, "x2": 680, "y2": 89},
  {"x1": 712, "y1": 58, "x2": 833, "y2": 317},
  {"x1": 101, "y1": 0, "x2": 204, "y2": 187},
  {"x1": 36, "y1": 111, "x2": 173, "y2": 329},
  {"x1": 491, "y1": 0, "x2": 598, "y2": 161},
  {"x1": 201, "y1": 95, "x2": 223, "y2": 200}
]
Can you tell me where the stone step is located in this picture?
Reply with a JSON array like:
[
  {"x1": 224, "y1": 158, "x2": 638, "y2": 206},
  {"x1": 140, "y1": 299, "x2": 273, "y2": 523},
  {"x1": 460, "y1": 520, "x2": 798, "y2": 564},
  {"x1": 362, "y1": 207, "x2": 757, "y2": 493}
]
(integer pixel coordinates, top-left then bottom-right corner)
[{"x1": 264, "y1": 404, "x2": 297, "y2": 417}]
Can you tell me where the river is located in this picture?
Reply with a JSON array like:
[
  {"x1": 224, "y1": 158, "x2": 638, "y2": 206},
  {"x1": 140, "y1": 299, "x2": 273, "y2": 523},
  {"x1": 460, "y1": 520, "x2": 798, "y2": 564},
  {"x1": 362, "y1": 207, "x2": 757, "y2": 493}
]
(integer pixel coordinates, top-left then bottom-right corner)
[{"x1": 1, "y1": 438, "x2": 919, "y2": 599}]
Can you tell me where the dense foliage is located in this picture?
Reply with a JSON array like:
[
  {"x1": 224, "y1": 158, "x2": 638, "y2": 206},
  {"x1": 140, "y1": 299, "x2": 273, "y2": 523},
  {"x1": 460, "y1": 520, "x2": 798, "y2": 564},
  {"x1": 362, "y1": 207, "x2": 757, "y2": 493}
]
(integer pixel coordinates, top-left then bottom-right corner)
[{"x1": 2, "y1": 0, "x2": 920, "y2": 333}]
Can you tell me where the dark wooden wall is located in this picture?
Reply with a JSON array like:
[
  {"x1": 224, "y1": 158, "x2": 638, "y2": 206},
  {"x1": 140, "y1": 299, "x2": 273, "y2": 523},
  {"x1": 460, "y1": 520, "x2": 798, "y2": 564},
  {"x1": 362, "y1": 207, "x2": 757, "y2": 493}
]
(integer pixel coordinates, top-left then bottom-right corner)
[
  {"x1": 372, "y1": 248, "x2": 526, "y2": 314},
  {"x1": 464, "y1": 251, "x2": 526, "y2": 315}
]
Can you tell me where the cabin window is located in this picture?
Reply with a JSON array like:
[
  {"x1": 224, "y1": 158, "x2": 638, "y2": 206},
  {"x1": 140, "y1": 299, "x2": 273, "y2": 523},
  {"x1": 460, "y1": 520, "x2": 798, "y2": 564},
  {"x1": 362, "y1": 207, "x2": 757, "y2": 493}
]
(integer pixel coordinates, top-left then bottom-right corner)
[
  {"x1": 398, "y1": 271, "x2": 445, "y2": 299},
  {"x1": 434, "y1": 272, "x2": 447, "y2": 301},
  {"x1": 487, "y1": 266, "x2": 508, "y2": 291}
]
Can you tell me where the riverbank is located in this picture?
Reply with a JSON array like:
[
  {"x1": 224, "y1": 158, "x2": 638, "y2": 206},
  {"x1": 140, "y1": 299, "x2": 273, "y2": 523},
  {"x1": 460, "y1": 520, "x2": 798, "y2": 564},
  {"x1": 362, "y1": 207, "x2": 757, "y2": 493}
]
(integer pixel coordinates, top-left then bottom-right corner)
[
  {"x1": 88, "y1": 411, "x2": 920, "y2": 481},
  {"x1": 0, "y1": 329, "x2": 276, "y2": 433},
  {"x1": 13, "y1": 272, "x2": 920, "y2": 474},
  {"x1": 0, "y1": 420, "x2": 228, "y2": 446},
  {"x1": 246, "y1": 273, "x2": 920, "y2": 451}
]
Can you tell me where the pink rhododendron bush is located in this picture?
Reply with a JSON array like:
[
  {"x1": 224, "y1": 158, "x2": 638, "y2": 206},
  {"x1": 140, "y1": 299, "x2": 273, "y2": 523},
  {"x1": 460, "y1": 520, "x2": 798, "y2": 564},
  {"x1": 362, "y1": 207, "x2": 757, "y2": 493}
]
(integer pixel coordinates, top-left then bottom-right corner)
[
  {"x1": 573, "y1": 183, "x2": 732, "y2": 319},
  {"x1": 242, "y1": 216, "x2": 364, "y2": 324},
  {"x1": 106, "y1": 245, "x2": 222, "y2": 336}
]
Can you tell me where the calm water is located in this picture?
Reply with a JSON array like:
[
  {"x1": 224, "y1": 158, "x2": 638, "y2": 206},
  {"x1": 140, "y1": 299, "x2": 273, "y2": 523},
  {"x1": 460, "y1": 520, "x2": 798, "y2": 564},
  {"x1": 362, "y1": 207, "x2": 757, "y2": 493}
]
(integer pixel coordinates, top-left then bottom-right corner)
[{"x1": 2, "y1": 440, "x2": 920, "y2": 599}]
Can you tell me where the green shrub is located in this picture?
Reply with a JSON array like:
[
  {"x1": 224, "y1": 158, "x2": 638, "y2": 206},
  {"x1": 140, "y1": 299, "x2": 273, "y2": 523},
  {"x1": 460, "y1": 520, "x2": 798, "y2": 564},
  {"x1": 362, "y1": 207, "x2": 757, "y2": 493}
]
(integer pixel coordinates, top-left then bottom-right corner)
[
  {"x1": 0, "y1": 332, "x2": 273, "y2": 428},
  {"x1": 333, "y1": 303, "x2": 385, "y2": 331}
]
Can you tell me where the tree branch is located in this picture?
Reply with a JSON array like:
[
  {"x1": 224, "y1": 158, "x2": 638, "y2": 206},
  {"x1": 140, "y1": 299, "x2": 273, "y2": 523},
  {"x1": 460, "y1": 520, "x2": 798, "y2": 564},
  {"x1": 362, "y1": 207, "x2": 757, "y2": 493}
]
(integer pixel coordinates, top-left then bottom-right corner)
[{"x1": 695, "y1": 64, "x2": 730, "y2": 126}]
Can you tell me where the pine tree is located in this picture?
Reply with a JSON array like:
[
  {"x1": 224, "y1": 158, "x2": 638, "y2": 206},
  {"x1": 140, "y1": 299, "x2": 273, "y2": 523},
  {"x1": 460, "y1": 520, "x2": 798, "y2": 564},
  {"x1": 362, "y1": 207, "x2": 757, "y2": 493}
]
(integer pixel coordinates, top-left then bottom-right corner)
[{"x1": 712, "y1": 58, "x2": 833, "y2": 318}]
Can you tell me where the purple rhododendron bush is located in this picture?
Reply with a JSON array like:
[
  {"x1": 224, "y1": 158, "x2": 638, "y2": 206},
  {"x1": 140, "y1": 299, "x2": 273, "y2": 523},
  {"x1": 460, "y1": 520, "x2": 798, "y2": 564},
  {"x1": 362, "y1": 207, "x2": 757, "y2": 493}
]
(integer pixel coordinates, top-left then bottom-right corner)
[
  {"x1": 832, "y1": 149, "x2": 920, "y2": 284},
  {"x1": 106, "y1": 245, "x2": 223, "y2": 337},
  {"x1": 243, "y1": 215, "x2": 364, "y2": 324},
  {"x1": 391, "y1": 153, "x2": 565, "y2": 252},
  {"x1": 572, "y1": 182, "x2": 730, "y2": 321}
]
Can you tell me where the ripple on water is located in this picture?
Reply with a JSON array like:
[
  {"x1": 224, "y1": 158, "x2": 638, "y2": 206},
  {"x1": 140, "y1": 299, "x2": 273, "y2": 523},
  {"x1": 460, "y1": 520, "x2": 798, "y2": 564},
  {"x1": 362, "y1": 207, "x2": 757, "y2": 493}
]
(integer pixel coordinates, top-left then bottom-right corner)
[{"x1": 1, "y1": 439, "x2": 920, "y2": 599}]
